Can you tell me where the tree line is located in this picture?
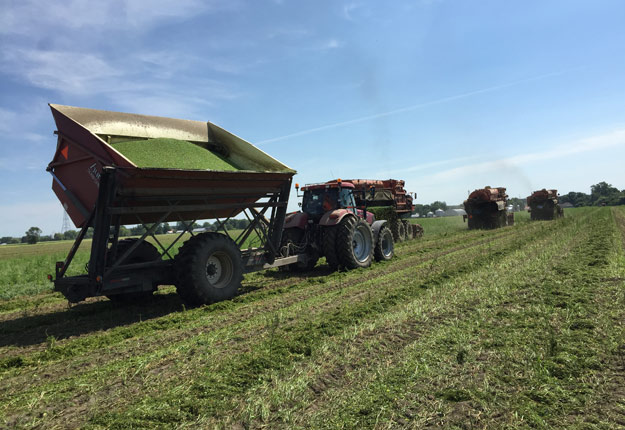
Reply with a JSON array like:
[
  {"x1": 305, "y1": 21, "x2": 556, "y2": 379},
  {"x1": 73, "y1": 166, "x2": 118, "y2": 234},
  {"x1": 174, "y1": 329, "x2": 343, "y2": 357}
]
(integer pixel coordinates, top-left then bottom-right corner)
[{"x1": 1, "y1": 219, "x2": 250, "y2": 245}]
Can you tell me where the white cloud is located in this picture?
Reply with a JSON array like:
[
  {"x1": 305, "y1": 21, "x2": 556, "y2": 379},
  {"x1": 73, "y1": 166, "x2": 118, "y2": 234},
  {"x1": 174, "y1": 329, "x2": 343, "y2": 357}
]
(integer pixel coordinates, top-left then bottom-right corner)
[
  {"x1": 0, "y1": 0, "x2": 237, "y2": 36},
  {"x1": 1, "y1": 48, "x2": 122, "y2": 95},
  {"x1": 343, "y1": 3, "x2": 361, "y2": 21},
  {"x1": 431, "y1": 129, "x2": 625, "y2": 182}
]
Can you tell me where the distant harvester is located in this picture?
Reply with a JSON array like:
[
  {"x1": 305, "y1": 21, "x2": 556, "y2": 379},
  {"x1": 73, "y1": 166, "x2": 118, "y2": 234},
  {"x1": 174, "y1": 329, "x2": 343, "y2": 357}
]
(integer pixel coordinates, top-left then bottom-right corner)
[
  {"x1": 463, "y1": 186, "x2": 514, "y2": 229},
  {"x1": 527, "y1": 189, "x2": 564, "y2": 221}
]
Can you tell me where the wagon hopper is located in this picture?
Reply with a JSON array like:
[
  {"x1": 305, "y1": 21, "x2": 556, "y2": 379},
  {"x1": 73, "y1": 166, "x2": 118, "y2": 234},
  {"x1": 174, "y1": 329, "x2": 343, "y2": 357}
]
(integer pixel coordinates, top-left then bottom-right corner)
[
  {"x1": 47, "y1": 104, "x2": 299, "y2": 305},
  {"x1": 347, "y1": 179, "x2": 423, "y2": 241}
]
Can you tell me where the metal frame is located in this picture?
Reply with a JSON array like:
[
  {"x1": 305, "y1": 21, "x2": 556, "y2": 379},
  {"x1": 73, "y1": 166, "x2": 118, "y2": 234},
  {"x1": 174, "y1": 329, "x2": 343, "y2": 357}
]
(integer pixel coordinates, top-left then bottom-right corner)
[{"x1": 53, "y1": 167, "x2": 293, "y2": 302}]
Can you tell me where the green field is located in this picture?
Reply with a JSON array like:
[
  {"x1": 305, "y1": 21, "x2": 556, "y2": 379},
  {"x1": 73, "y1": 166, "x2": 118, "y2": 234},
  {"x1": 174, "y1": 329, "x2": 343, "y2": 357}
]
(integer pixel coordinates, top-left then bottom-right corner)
[{"x1": 1, "y1": 208, "x2": 624, "y2": 429}]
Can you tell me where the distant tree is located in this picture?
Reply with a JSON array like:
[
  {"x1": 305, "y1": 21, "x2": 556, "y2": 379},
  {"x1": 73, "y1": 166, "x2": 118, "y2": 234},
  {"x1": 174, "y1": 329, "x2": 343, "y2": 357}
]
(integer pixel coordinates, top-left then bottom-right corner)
[
  {"x1": 560, "y1": 191, "x2": 591, "y2": 207},
  {"x1": 176, "y1": 221, "x2": 199, "y2": 232},
  {"x1": 590, "y1": 181, "x2": 620, "y2": 205},
  {"x1": 63, "y1": 230, "x2": 79, "y2": 240},
  {"x1": 430, "y1": 201, "x2": 448, "y2": 212},
  {"x1": 0, "y1": 236, "x2": 16, "y2": 244},
  {"x1": 507, "y1": 197, "x2": 525, "y2": 210},
  {"x1": 54, "y1": 233, "x2": 64, "y2": 241},
  {"x1": 25, "y1": 227, "x2": 42, "y2": 244},
  {"x1": 118, "y1": 226, "x2": 130, "y2": 237},
  {"x1": 130, "y1": 225, "x2": 146, "y2": 236}
]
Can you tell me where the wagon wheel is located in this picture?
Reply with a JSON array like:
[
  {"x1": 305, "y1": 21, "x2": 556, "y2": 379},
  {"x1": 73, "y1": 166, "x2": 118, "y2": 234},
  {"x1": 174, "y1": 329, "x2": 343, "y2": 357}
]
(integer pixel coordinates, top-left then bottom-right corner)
[
  {"x1": 414, "y1": 224, "x2": 424, "y2": 238},
  {"x1": 337, "y1": 216, "x2": 373, "y2": 270},
  {"x1": 402, "y1": 220, "x2": 414, "y2": 239},
  {"x1": 391, "y1": 220, "x2": 405, "y2": 242},
  {"x1": 174, "y1": 232, "x2": 243, "y2": 306},
  {"x1": 105, "y1": 238, "x2": 161, "y2": 303},
  {"x1": 374, "y1": 226, "x2": 394, "y2": 262}
]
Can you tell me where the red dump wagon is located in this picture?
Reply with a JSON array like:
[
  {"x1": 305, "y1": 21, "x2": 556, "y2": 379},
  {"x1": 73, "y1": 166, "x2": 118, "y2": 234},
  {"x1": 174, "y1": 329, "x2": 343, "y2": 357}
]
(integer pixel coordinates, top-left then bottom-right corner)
[
  {"x1": 47, "y1": 104, "x2": 301, "y2": 305},
  {"x1": 463, "y1": 186, "x2": 514, "y2": 229}
]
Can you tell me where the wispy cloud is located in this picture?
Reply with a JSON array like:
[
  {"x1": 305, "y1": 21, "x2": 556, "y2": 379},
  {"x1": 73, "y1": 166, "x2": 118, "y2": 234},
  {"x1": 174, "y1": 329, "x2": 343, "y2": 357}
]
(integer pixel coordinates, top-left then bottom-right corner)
[
  {"x1": 343, "y1": 2, "x2": 361, "y2": 21},
  {"x1": 0, "y1": 0, "x2": 237, "y2": 36},
  {"x1": 431, "y1": 129, "x2": 625, "y2": 182},
  {"x1": 375, "y1": 155, "x2": 482, "y2": 177},
  {"x1": 1, "y1": 48, "x2": 122, "y2": 95},
  {"x1": 256, "y1": 70, "x2": 569, "y2": 145}
]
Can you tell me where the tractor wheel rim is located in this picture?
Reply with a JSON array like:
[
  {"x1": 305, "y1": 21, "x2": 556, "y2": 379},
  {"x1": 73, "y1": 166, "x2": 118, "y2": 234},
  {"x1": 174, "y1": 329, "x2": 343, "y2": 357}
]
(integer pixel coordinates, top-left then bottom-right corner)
[
  {"x1": 352, "y1": 225, "x2": 371, "y2": 262},
  {"x1": 381, "y1": 232, "x2": 393, "y2": 257},
  {"x1": 205, "y1": 252, "x2": 233, "y2": 288}
]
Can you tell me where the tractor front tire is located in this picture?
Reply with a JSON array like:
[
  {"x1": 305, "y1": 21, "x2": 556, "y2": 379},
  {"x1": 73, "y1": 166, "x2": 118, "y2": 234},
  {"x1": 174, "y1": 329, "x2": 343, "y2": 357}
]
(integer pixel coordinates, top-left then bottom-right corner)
[
  {"x1": 337, "y1": 217, "x2": 374, "y2": 270},
  {"x1": 105, "y1": 239, "x2": 160, "y2": 303},
  {"x1": 174, "y1": 232, "x2": 243, "y2": 306},
  {"x1": 374, "y1": 226, "x2": 394, "y2": 262}
]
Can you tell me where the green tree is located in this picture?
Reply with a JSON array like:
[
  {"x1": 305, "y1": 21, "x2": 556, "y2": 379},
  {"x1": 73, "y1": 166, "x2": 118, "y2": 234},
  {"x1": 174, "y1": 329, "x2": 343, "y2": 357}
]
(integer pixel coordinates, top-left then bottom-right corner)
[
  {"x1": 63, "y1": 230, "x2": 79, "y2": 240},
  {"x1": 590, "y1": 181, "x2": 620, "y2": 205},
  {"x1": 25, "y1": 227, "x2": 42, "y2": 244}
]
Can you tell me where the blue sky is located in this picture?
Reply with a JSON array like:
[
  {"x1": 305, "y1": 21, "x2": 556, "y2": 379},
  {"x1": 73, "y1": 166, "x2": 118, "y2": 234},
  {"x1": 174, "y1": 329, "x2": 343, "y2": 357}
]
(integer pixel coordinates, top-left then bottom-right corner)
[{"x1": 1, "y1": 0, "x2": 624, "y2": 237}]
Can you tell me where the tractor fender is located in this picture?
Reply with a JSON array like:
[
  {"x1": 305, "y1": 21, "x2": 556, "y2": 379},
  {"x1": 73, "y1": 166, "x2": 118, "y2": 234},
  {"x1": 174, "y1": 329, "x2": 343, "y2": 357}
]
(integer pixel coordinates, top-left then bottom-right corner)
[
  {"x1": 284, "y1": 211, "x2": 308, "y2": 229},
  {"x1": 370, "y1": 220, "x2": 388, "y2": 243},
  {"x1": 319, "y1": 209, "x2": 353, "y2": 227}
]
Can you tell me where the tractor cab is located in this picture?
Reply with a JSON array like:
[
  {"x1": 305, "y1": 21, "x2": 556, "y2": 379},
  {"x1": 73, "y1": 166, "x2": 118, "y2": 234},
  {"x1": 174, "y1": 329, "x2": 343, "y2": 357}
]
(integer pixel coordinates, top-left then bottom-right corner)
[{"x1": 300, "y1": 180, "x2": 358, "y2": 220}]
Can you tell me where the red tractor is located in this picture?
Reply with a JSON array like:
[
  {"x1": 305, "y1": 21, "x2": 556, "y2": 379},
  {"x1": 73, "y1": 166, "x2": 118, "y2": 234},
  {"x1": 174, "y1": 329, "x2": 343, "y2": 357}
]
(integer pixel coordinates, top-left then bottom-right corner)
[{"x1": 280, "y1": 179, "x2": 394, "y2": 271}]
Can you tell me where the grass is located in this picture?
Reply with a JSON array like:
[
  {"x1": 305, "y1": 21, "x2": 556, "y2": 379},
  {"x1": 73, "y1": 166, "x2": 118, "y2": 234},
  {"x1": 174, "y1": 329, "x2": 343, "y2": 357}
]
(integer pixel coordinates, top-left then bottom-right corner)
[
  {"x1": 112, "y1": 138, "x2": 240, "y2": 171},
  {"x1": 0, "y1": 207, "x2": 624, "y2": 429},
  {"x1": 0, "y1": 229, "x2": 258, "y2": 302}
]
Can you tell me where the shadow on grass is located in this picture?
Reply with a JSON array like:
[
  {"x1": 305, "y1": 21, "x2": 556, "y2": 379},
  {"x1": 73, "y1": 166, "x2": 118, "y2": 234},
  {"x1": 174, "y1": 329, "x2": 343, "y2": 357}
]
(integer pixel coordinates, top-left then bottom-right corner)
[
  {"x1": 259, "y1": 264, "x2": 340, "y2": 281},
  {"x1": 0, "y1": 292, "x2": 185, "y2": 348}
]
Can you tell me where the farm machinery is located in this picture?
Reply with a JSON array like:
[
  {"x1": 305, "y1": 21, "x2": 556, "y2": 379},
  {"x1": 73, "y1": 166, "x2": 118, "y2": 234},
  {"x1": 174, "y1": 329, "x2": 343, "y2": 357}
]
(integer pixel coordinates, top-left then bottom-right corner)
[
  {"x1": 346, "y1": 179, "x2": 424, "y2": 241},
  {"x1": 463, "y1": 186, "x2": 514, "y2": 229},
  {"x1": 46, "y1": 105, "x2": 394, "y2": 307},
  {"x1": 527, "y1": 189, "x2": 563, "y2": 220},
  {"x1": 46, "y1": 104, "x2": 311, "y2": 306},
  {"x1": 279, "y1": 179, "x2": 395, "y2": 272}
]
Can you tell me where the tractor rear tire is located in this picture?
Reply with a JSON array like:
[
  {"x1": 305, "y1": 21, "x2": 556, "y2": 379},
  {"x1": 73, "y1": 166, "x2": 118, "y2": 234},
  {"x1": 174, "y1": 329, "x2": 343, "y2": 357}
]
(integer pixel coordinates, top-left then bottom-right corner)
[
  {"x1": 337, "y1": 217, "x2": 374, "y2": 270},
  {"x1": 323, "y1": 226, "x2": 339, "y2": 270},
  {"x1": 105, "y1": 239, "x2": 160, "y2": 303},
  {"x1": 174, "y1": 232, "x2": 243, "y2": 306},
  {"x1": 280, "y1": 228, "x2": 318, "y2": 272},
  {"x1": 374, "y1": 226, "x2": 394, "y2": 262}
]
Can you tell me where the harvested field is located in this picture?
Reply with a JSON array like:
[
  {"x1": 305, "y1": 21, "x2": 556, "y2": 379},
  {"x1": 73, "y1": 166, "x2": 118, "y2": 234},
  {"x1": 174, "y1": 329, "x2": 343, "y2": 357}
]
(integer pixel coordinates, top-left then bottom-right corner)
[
  {"x1": 1, "y1": 207, "x2": 624, "y2": 429},
  {"x1": 112, "y1": 138, "x2": 240, "y2": 171}
]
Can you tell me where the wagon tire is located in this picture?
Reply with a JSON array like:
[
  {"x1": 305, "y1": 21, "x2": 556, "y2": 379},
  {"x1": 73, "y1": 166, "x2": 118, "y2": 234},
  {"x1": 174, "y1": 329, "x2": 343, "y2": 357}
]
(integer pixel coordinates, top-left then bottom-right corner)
[
  {"x1": 374, "y1": 226, "x2": 394, "y2": 262},
  {"x1": 402, "y1": 220, "x2": 414, "y2": 239},
  {"x1": 391, "y1": 220, "x2": 405, "y2": 242},
  {"x1": 105, "y1": 239, "x2": 160, "y2": 303},
  {"x1": 337, "y1": 217, "x2": 373, "y2": 269},
  {"x1": 174, "y1": 232, "x2": 243, "y2": 306},
  {"x1": 414, "y1": 224, "x2": 424, "y2": 238}
]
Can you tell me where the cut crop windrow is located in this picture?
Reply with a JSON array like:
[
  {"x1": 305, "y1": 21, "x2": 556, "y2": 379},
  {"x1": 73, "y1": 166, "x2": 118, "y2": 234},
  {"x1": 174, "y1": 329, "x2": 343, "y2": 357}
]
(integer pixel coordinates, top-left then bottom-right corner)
[{"x1": 81, "y1": 215, "x2": 568, "y2": 427}]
